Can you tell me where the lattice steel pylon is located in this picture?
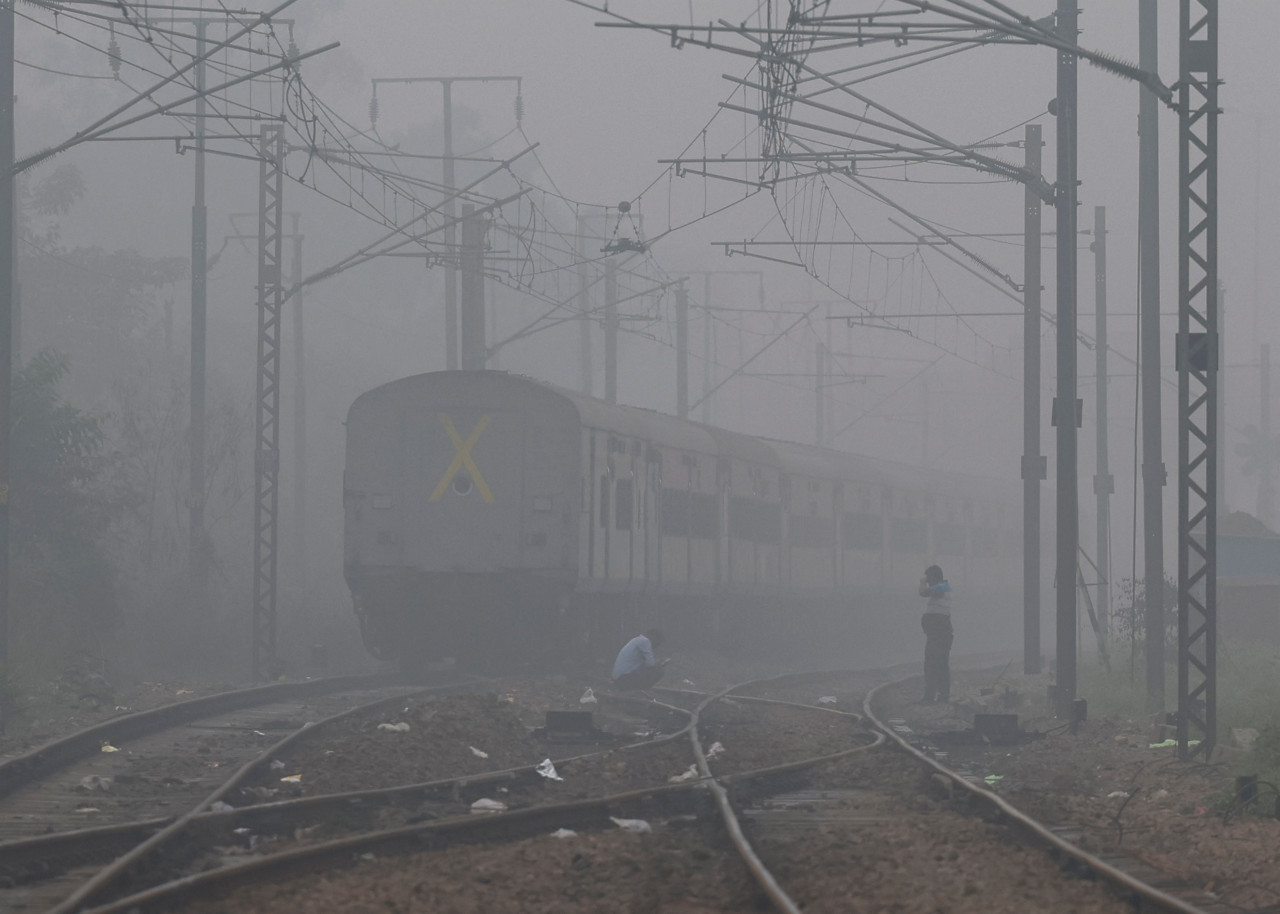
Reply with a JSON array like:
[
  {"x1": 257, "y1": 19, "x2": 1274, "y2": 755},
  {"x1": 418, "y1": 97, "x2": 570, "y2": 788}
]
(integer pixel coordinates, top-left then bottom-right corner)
[
  {"x1": 1176, "y1": 0, "x2": 1219, "y2": 761},
  {"x1": 253, "y1": 123, "x2": 285, "y2": 682}
]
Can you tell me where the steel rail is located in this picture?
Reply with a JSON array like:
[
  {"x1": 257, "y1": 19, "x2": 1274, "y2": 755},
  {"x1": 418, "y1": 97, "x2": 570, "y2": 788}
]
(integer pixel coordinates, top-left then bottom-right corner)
[
  {"x1": 47, "y1": 679, "x2": 478, "y2": 914},
  {"x1": 66, "y1": 672, "x2": 886, "y2": 914},
  {"x1": 0, "y1": 693, "x2": 690, "y2": 889},
  {"x1": 0, "y1": 672, "x2": 413, "y2": 800},
  {"x1": 863, "y1": 680, "x2": 1214, "y2": 914}
]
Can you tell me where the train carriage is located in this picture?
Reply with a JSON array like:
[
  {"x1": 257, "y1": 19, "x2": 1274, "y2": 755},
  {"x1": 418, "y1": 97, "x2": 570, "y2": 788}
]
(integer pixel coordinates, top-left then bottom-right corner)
[{"x1": 344, "y1": 371, "x2": 1020, "y2": 668}]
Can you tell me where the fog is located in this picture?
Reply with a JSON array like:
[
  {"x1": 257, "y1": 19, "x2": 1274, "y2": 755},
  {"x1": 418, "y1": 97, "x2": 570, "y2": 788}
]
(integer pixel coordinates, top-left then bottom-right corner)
[{"x1": 6, "y1": 2, "x2": 1278, "y2": 682}]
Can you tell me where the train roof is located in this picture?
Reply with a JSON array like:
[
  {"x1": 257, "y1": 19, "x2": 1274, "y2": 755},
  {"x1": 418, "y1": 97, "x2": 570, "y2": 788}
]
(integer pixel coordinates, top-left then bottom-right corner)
[{"x1": 353, "y1": 371, "x2": 1007, "y2": 499}]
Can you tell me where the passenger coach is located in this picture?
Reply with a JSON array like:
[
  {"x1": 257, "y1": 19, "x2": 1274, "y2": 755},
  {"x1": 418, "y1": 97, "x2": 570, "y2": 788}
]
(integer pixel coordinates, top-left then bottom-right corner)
[{"x1": 344, "y1": 371, "x2": 1018, "y2": 667}]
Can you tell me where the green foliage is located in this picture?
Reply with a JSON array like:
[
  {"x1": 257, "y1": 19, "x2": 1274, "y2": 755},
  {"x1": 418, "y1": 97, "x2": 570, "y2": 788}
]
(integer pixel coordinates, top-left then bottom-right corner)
[
  {"x1": 11, "y1": 350, "x2": 126, "y2": 634},
  {"x1": 1113, "y1": 575, "x2": 1178, "y2": 647}
]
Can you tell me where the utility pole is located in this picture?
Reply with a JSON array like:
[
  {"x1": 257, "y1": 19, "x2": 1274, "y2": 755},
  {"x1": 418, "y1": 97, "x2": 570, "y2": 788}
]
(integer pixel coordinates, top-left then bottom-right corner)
[
  {"x1": 1176, "y1": 0, "x2": 1219, "y2": 761},
  {"x1": 442, "y1": 81, "x2": 456, "y2": 370},
  {"x1": 1260, "y1": 343, "x2": 1273, "y2": 526},
  {"x1": 1052, "y1": 0, "x2": 1080, "y2": 718},
  {"x1": 1138, "y1": 0, "x2": 1166, "y2": 713},
  {"x1": 702, "y1": 275, "x2": 713, "y2": 424},
  {"x1": 815, "y1": 342, "x2": 825, "y2": 446},
  {"x1": 576, "y1": 214, "x2": 594, "y2": 396},
  {"x1": 676, "y1": 280, "x2": 689, "y2": 419},
  {"x1": 252, "y1": 123, "x2": 285, "y2": 682},
  {"x1": 289, "y1": 213, "x2": 306, "y2": 591},
  {"x1": 0, "y1": 0, "x2": 14, "y2": 731},
  {"x1": 190, "y1": 20, "x2": 209, "y2": 598},
  {"x1": 1217, "y1": 283, "x2": 1226, "y2": 512},
  {"x1": 369, "y1": 75, "x2": 521, "y2": 371},
  {"x1": 1092, "y1": 206, "x2": 1113, "y2": 638},
  {"x1": 460, "y1": 204, "x2": 486, "y2": 370},
  {"x1": 604, "y1": 259, "x2": 618, "y2": 404},
  {"x1": 1022, "y1": 123, "x2": 1045, "y2": 675}
]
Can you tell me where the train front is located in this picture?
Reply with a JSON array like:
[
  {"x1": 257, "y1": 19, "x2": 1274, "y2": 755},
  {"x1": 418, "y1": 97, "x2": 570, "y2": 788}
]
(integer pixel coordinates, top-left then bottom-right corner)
[{"x1": 343, "y1": 372, "x2": 582, "y2": 667}]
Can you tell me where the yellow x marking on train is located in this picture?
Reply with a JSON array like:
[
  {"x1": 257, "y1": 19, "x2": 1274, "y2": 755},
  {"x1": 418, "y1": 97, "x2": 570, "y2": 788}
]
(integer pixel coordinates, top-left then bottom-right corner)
[{"x1": 430, "y1": 413, "x2": 495, "y2": 503}]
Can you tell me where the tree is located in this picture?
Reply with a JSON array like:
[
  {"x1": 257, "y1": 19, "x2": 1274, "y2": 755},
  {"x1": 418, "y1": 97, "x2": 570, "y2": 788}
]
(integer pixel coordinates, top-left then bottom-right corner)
[{"x1": 10, "y1": 350, "x2": 127, "y2": 652}]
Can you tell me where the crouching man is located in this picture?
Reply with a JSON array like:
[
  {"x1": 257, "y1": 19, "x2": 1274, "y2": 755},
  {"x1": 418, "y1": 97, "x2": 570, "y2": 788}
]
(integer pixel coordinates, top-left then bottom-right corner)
[{"x1": 611, "y1": 628, "x2": 667, "y2": 691}]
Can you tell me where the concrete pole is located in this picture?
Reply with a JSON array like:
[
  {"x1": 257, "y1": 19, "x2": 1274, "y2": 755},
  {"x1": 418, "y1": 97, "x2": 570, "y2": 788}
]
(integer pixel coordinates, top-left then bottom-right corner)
[
  {"x1": 190, "y1": 20, "x2": 208, "y2": 596},
  {"x1": 442, "y1": 80, "x2": 458, "y2": 370},
  {"x1": 1261, "y1": 343, "x2": 1273, "y2": 527},
  {"x1": 1023, "y1": 123, "x2": 1045, "y2": 675},
  {"x1": 1139, "y1": 0, "x2": 1166, "y2": 712},
  {"x1": 1053, "y1": 0, "x2": 1080, "y2": 717},
  {"x1": 605, "y1": 260, "x2": 618, "y2": 403},
  {"x1": 290, "y1": 214, "x2": 306, "y2": 590},
  {"x1": 576, "y1": 214, "x2": 593, "y2": 395},
  {"x1": 676, "y1": 281, "x2": 689, "y2": 419},
  {"x1": 460, "y1": 204, "x2": 486, "y2": 371},
  {"x1": 702, "y1": 274, "x2": 713, "y2": 424},
  {"x1": 815, "y1": 342, "x2": 825, "y2": 446},
  {"x1": 1093, "y1": 205, "x2": 1113, "y2": 637},
  {"x1": 0, "y1": 0, "x2": 13, "y2": 730}
]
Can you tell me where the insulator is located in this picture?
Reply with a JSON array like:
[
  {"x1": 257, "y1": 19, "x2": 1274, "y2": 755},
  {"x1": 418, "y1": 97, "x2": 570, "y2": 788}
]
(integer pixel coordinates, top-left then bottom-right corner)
[
  {"x1": 514, "y1": 93, "x2": 524, "y2": 125},
  {"x1": 287, "y1": 39, "x2": 300, "y2": 74},
  {"x1": 107, "y1": 27, "x2": 121, "y2": 79},
  {"x1": 369, "y1": 94, "x2": 379, "y2": 128}
]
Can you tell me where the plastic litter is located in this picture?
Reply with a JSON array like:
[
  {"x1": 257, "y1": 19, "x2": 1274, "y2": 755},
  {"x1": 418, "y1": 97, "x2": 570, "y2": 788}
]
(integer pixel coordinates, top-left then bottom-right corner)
[
  {"x1": 1106, "y1": 790, "x2": 1129, "y2": 799},
  {"x1": 280, "y1": 774, "x2": 302, "y2": 784},
  {"x1": 1151, "y1": 788, "x2": 1170, "y2": 801},
  {"x1": 269, "y1": 759, "x2": 286, "y2": 770},
  {"x1": 668, "y1": 764, "x2": 700, "y2": 783},
  {"x1": 983, "y1": 774, "x2": 1004, "y2": 785},
  {"x1": 536, "y1": 758, "x2": 564, "y2": 781},
  {"x1": 706, "y1": 741, "x2": 725, "y2": 759},
  {"x1": 470, "y1": 798, "x2": 508, "y2": 814},
  {"x1": 377, "y1": 722, "x2": 411, "y2": 733},
  {"x1": 241, "y1": 786, "x2": 279, "y2": 801},
  {"x1": 75, "y1": 807, "x2": 101, "y2": 814},
  {"x1": 100, "y1": 742, "x2": 120, "y2": 753},
  {"x1": 209, "y1": 801, "x2": 234, "y2": 812},
  {"x1": 252, "y1": 730, "x2": 266, "y2": 737},
  {"x1": 1149, "y1": 738, "x2": 1200, "y2": 749},
  {"x1": 610, "y1": 816, "x2": 652, "y2": 834},
  {"x1": 579, "y1": 687, "x2": 597, "y2": 705},
  {"x1": 79, "y1": 775, "x2": 113, "y2": 793},
  {"x1": 470, "y1": 746, "x2": 489, "y2": 759},
  {"x1": 550, "y1": 827, "x2": 578, "y2": 839},
  {"x1": 817, "y1": 696, "x2": 838, "y2": 705}
]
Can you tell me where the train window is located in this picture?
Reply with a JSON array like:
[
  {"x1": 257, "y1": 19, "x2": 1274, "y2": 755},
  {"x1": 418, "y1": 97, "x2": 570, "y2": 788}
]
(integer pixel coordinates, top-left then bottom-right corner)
[
  {"x1": 730, "y1": 497, "x2": 781, "y2": 544},
  {"x1": 891, "y1": 517, "x2": 927, "y2": 552},
  {"x1": 935, "y1": 522, "x2": 965, "y2": 555},
  {"x1": 599, "y1": 475, "x2": 610, "y2": 528},
  {"x1": 615, "y1": 478, "x2": 634, "y2": 530},
  {"x1": 660, "y1": 487, "x2": 688, "y2": 535},
  {"x1": 689, "y1": 492, "x2": 719, "y2": 539},
  {"x1": 790, "y1": 515, "x2": 835, "y2": 548},
  {"x1": 842, "y1": 512, "x2": 883, "y2": 551}
]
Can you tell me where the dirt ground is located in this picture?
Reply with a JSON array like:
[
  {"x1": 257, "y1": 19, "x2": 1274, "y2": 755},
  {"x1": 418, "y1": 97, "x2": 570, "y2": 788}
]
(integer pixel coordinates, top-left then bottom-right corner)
[
  {"x1": 881, "y1": 668, "x2": 1280, "y2": 912},
  {"x1": 752, "y1": 751, "x2": 1140, "y2": 914},
  {"x1": 181, "y1": 819, "x2": 767, "y2": 914}
]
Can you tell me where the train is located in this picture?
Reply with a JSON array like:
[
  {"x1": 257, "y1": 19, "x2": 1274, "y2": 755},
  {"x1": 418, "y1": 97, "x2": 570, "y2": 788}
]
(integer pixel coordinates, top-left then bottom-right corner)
[{"x1": 343, "y1": 370, "x2": 1022, "y2": 670}]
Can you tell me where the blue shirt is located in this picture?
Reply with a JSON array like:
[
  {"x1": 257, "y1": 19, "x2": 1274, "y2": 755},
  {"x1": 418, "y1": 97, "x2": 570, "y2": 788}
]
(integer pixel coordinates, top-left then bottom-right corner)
[
  {"x1": 612, "y1": 635, "x2": 656, "y2": 679},
  {"x1": 918, "y1": 580, "x2": 952, "y2": 616}
]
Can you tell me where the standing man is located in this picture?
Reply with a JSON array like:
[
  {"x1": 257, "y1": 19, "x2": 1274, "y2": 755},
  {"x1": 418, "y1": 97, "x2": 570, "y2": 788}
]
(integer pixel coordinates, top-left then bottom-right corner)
[
  {"x1": 611, "y1": 628, "x2": 666, "y2": 691},
  {"x1": 918, "y1": 565, "x2": 953, "y2": 702}
]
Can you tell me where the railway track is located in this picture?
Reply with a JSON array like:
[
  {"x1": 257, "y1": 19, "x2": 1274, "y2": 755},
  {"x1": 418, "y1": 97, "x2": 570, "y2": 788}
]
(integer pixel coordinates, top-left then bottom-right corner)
[
  {"x1": 0, "y1": 665, "x2": 1246, "y2": 913},
  {"x1": 0, "y1": 674, "x2": 473, "y2": 912}
]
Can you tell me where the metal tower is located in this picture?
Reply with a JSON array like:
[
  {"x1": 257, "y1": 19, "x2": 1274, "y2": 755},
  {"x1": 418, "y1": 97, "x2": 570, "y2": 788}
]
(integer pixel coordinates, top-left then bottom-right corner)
[
  {"x1": 253, "y1": 123, "x2": 285, "y2": 681},
  {"x1": 1176, "y1": 0, "x2": 1219, "y2": 761}
]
